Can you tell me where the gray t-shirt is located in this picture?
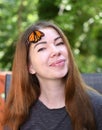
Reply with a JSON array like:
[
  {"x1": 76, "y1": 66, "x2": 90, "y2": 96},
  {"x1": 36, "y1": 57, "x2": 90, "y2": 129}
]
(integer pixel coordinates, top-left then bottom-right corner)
[
  {"x1": 20, "y1": 90, "x2": 102, "y2": 130},
  {"x1": 20, "y1": 100, "x2": 72, "y2": 130}
]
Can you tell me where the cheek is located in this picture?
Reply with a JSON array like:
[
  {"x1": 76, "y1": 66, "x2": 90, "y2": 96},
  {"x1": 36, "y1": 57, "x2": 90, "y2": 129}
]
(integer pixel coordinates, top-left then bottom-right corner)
[
  {"x1": 31, "y1": 54, "x2": 47, "y2": 68},
  {"x1": 63, "y1": 47, "x2": 69, "y2": 65},
  {"x1": 36, "y1": 51, "x2": 49, "y2": 61},
  {"x1": 29, "y1": 47, "x2": 49, "y2": 67},
  {"x1": 62, "y1": 46, "x2": 68, "y2": 56}
]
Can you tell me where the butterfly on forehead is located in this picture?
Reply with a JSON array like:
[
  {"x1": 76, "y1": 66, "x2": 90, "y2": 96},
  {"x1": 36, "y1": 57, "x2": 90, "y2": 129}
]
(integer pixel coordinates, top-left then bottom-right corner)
[{"x1": 28, "y1": 30, "x2": 44, "y2": 44}]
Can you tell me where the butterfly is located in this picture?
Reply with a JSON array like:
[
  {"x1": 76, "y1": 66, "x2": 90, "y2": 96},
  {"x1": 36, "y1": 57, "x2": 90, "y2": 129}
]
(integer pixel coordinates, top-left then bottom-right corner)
[{"x1": 28, "y1": 30, "x2": 44, "y2": 43}]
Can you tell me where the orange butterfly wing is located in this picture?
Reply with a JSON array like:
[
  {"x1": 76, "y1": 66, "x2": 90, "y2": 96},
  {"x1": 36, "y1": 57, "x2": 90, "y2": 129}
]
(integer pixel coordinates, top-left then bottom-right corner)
[
  {"x1": 29, "y1": 32, "x2": 35, "y2": 42},
  {"x1": 36, "y1": 30, "x2": 44, "y2": 37}
]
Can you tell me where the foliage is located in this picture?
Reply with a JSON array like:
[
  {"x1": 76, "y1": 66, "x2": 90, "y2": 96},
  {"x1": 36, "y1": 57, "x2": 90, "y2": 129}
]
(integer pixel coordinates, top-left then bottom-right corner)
[{"x1": 0, "y1": 0, "x2": 102, "y2": 73}]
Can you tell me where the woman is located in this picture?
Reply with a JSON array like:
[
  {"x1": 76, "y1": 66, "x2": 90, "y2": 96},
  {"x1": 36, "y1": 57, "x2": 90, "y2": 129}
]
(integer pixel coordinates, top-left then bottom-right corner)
[{"x1": 3, "y1": 21, "x2": 102, "y2": 130}]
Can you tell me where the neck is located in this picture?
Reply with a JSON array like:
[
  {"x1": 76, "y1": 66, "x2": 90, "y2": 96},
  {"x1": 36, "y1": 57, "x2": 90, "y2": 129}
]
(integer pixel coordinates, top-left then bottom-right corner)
[{"x1": 39, "y1": 79, "x2": 65, "y2": 109}]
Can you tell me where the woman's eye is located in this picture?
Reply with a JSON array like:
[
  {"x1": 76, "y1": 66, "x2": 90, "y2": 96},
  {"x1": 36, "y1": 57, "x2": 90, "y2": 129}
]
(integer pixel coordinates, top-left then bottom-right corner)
[
  {"x1": 37, "y1": 48, "x2": 46, "y2": 52},
  {"x1": 56, "y1": 42, "x2": 64, "y2": 46}
]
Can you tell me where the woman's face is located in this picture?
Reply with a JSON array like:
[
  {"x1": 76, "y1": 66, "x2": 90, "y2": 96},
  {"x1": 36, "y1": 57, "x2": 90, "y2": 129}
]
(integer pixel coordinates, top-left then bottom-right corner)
[{"x1": 28, "y1": 27, "x2": 69, "y2": 82}]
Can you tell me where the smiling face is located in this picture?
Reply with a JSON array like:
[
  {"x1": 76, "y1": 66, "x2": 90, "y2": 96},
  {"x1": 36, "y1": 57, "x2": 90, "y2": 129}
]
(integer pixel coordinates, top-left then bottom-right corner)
[{"x1": 28, "y1": 27, "x2": 69, "y2": 83}]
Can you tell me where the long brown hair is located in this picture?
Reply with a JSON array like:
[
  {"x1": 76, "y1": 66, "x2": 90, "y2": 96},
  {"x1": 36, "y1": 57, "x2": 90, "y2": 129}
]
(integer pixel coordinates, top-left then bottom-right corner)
[{"x1": 3, "y1": 21, "x2": 96, "y2": 130}]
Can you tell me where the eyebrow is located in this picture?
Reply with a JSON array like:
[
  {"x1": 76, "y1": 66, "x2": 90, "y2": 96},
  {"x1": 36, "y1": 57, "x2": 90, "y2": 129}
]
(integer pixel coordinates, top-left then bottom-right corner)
[
  {"x1": 34, "y1": 36, "x2": 62, "y2": 49},
  {"x1": 54, "y1": 36, "x2": 61, "y2": 41},
  {"x1": 34, "y1": 42, "x2": 46, "y2": 48}
]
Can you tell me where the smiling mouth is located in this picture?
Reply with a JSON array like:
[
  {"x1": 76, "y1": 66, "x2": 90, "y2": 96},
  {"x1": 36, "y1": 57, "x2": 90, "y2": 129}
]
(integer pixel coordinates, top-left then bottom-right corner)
[{"x1": 49, "y1": 59, "x2": 65, "y2": 67}]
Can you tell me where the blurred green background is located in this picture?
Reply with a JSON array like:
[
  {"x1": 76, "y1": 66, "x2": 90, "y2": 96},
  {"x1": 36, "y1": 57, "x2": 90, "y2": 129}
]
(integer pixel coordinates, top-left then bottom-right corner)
[{"x1": 0, "y1": 0, "x2": 102, "y2": 73}]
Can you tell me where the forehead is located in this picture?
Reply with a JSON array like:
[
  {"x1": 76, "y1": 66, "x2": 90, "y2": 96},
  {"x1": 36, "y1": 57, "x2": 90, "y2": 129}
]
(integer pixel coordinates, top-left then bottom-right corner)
[{"x1": 39, "y1": 27, "x2": 61, "y2": 41}]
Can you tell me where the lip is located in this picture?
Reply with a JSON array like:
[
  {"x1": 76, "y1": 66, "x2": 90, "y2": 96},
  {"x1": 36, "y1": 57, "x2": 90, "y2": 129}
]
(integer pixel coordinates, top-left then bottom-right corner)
[{"x1": 49, "y1": 59, "x2": 65, "y2": 67}]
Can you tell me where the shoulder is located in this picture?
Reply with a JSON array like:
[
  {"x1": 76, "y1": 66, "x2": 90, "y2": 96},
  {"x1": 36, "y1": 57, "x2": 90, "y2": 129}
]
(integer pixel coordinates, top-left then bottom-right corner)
[
  {"x1": 87, "y1": 88, "x2": 102, "y2": 106},
  {"x1": 87, "y1": 88, "x2": 102, "y2": 129},
  {"x1": 87, "y1": 89, "x2": 102, "y2": 119}
]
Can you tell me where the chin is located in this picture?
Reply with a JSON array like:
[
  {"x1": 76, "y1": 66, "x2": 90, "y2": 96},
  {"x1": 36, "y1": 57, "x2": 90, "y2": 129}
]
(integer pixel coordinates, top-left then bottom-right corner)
[{"x1": 55, "y1": 70, "x2": 68, "y2": 79}]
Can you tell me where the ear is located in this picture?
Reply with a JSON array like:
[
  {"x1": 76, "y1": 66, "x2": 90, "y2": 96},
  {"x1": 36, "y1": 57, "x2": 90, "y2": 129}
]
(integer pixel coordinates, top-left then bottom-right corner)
[{"x1": 28, "y1": 64, "x2": 36, "y2": 74}]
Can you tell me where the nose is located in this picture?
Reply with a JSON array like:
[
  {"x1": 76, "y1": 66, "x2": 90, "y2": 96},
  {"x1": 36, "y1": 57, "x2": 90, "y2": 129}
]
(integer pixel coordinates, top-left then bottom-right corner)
[{"x1": 50, "y1": 45, "x2": 61, "y2": 58}]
